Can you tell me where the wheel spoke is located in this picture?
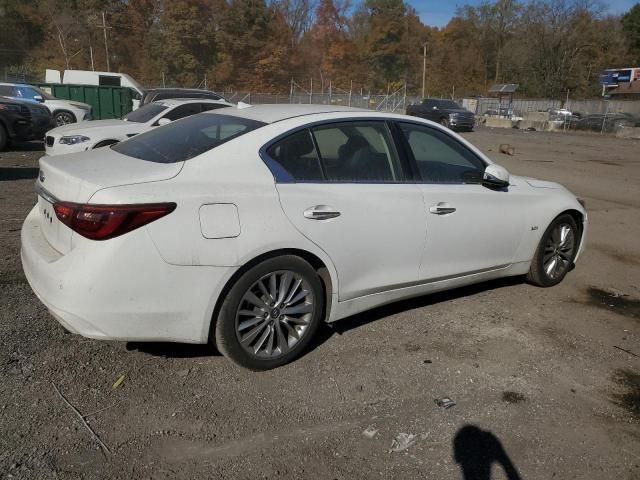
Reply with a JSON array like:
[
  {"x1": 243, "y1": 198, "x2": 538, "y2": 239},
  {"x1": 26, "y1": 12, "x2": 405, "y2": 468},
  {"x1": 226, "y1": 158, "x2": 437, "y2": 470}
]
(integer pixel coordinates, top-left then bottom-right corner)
[
  {"x1": 284, "y1": 279, "x2": 303, "y2": 305},
  {"x1": 281, "y1": 320, "x2": 300, "y2": 340},
  {"x1": 287, "y1": 288, "x2": 309, "y2": 308},
  {"x1": 253, "y1": 325, "x2": 272, "y2": 354},
  {"x1": 268, "y1": 274, "x2": 277, "y2": 302},
  {"x1": 282, "y1": 303, "x2": 313, "y2": 315},
  {"x1": 283, "y1": 315, "x2": 307, "y2": 325},
  {"x1": 238, "y1": 317, "x2": 264, "y2": 331},
  {"x1": 257, "y1": 279, "x2": 273, "y2": 302},
  {"x1": 244, "y1": 291, "x2": 268, "y2": 310},
  {"x1": 265, "y1": 326, "x2": 275, "y2": 356},
  {"x1": 276, "y1": 272, "x2": 293, "y2": 305},
  {"x1": 544, "y1": 256, "x2": 557, "y2": 276},
  {"x1": 240, "y1": 320, "x2": 268, "y2": 345},
  {"x1": 275, "y1": 321, "x2": 289, "y2": 354}
]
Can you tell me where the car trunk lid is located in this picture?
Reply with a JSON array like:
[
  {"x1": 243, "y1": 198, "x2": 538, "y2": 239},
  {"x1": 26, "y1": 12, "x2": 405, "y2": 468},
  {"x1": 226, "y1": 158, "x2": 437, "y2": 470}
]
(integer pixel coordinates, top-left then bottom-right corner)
[{"x1": 36, "y1": 148, "x2": 182, "y2": 254}]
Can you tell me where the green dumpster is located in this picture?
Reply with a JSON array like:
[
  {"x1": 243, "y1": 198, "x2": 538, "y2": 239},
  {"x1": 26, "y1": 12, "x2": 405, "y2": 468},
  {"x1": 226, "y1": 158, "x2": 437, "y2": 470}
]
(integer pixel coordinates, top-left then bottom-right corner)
[{"x1": 38, "y1": 83, "x2": 134, "y2": 120}]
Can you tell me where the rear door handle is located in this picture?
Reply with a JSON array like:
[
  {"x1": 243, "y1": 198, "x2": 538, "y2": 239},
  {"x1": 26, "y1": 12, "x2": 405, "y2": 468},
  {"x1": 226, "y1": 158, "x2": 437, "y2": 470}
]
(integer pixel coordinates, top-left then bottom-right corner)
[
  {"x1": 429, "y1": 203, "x2": 456, "y2": 215},
  {"x1": 304, "y1": 205, "x2": 341, "y2": 220}
]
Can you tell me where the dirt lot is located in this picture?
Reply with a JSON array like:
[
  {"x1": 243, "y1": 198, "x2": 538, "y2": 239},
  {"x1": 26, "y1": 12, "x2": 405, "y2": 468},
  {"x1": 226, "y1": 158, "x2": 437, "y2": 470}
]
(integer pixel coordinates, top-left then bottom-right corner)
[{"x1": 1, "y1": 127, "x2": 638, "y2": 479}]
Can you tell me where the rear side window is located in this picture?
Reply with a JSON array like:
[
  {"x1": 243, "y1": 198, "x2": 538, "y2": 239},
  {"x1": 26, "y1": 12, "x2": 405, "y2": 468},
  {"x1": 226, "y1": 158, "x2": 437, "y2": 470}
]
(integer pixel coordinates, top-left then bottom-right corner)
[
  {"x1": 201, "y1": 103, "x2": 229, "y2": 112},
  {"x1": 0, "y1": 85, "x2": 15, "y2": 96},
  {"x1": 112, "y1": 113, "x2": 266, "y2": 163},
  {"x1": 162, "y1": 103, "x2": 202, "y2": 121},
  {"x1": 399, "y1": 123, "x2": 485, "y2": 184},
  {"x1": 312, "y1": 122, "x2": 401, "y2": 182},
  {"x1": 265, "y1": 129, "x2": 323, "y2": 181}
]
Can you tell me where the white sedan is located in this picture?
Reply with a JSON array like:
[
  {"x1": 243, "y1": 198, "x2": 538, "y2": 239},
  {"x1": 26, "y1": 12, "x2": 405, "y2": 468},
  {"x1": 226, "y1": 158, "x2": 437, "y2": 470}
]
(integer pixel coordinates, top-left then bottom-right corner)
[
  {"x1": 44, "y1": 98, "x2": 233, "y2": 155},
  {"x1": 21, "y1": 104, "x2": 587, "y2": 369}
]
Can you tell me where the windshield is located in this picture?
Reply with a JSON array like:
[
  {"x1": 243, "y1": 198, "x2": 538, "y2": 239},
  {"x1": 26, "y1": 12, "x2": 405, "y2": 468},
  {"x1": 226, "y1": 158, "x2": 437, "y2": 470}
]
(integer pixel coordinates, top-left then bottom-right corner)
[
  {"x1": 112, "y1": 113, "x2": 266, "y2": 163},
  {"x1": 123, "y1": 103, "x2": 168, "y2": 123},
  {"x1": 31, "y1": 86, "x2": 56, "y2": 100},
  {"x1": 437, "y1": 100, "x2": 461, "y2": 109}
]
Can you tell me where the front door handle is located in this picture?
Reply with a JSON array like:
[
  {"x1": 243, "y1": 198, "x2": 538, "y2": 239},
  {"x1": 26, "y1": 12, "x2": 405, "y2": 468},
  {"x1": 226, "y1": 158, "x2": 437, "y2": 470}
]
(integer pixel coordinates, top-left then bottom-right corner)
[
  {"x1": 304, "y1": 205, "x2": 341, "y2": 220},
  {"x1": 429, "y1": 203, "x2": 456, "y2": 215}
]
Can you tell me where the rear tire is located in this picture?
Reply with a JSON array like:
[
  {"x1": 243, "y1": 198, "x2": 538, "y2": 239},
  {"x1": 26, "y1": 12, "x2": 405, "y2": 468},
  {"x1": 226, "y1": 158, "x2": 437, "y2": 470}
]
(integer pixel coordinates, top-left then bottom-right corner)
[
  {"x1": 0, "y1": 124, "x2": 7, "y2": 151},
  {"x1": 527, "y1": 214, "x2": 578, "y2": 287},
  {"x1": 215, "y1": 255, "x2": 324, "y2": 370}
]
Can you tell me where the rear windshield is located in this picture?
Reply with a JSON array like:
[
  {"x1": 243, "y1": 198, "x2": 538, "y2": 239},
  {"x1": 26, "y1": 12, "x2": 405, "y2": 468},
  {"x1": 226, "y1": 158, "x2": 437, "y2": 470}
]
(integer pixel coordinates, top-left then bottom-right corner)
[
  {"x1": 112, "y1": 113, "x2": 266, "y2": 163},
  {"x1": 123, "y1": 103, "x2": 168, "y2": 123}
]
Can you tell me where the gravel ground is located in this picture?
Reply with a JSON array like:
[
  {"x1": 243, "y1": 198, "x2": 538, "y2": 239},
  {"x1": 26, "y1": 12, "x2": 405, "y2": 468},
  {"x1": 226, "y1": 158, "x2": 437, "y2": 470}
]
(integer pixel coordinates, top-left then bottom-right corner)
[{"x1": 0, "y1": 127, "x2": 638, "y2": 479}]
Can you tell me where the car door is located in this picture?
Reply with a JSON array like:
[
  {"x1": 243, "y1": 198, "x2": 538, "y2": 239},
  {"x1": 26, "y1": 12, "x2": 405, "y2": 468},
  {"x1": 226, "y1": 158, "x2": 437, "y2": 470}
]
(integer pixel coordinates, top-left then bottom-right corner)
[
  {"x1": 264, "y1": 121, "x2": 426, "y2": 301},
  {"x1": 396, "y1": 122, "x2": 527, "y2": 281}
]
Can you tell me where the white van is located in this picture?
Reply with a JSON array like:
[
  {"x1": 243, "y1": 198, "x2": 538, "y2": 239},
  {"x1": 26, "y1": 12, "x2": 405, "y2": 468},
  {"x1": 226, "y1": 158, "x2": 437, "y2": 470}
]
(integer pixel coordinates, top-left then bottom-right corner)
[{"x1": 46, "y1": 69, "x2": 143, "y2": 109}]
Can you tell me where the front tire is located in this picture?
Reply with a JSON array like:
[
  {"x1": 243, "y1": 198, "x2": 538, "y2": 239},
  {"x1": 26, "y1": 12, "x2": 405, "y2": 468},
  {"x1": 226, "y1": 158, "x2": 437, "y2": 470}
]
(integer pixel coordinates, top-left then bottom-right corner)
[
  {"x1": 527, "y1": 214, "x2": 579, "y2": 287},
  {"x1": 440, "y1": 117, "x2": 450, "y2": 128},
  {"x1": 215, "y1": 256, "x2": 324, "y2": 370}
]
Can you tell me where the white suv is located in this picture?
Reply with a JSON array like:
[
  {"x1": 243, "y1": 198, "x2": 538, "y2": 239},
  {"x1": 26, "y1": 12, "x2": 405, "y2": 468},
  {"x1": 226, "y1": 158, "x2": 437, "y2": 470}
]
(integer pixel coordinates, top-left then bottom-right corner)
[{"x1": 0, "y1": 83, "x2": 92, "y2": 126}]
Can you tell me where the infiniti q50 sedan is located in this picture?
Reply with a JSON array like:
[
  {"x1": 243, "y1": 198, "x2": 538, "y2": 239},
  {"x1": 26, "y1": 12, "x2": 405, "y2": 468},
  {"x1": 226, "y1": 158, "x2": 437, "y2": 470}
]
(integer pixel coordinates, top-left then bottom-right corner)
[{"x1": 21, "y1": 104, "x2": 587, "y2": 370}]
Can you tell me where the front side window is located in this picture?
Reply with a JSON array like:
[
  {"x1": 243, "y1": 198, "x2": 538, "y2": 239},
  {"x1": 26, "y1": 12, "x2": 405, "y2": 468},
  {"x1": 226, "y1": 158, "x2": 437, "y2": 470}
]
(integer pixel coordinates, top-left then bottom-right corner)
[
  {"x1": 399, "y1": 123, "x2": 485, "y2": 184},
  {"x1": 113, "y1": 113, "x2": 265, "y2": 163},
  {"x1": 123, "y1": 103, "x2": 168, "y2": 123}
]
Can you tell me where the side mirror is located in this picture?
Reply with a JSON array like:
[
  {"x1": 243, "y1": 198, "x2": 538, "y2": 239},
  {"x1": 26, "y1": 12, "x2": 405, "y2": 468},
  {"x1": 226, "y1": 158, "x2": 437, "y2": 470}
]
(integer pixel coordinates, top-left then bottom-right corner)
[
  {"x1": 432, "y1": 106, "x2": 438, "y2": 110},
  {"x1": 34, "y1": 95, "x2": 44, "y2": 103},
  {"x1": 483, "y1": 164, "x2": 510, "y2": 189},
  {"x1": 156, "y1": 117, "x2": 172, "y2": 126}
]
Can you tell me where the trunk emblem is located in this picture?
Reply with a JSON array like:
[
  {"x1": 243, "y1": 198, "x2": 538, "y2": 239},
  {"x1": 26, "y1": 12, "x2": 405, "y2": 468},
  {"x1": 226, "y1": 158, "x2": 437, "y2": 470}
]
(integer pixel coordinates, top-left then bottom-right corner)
[{"x1": 39, "y1": 170, "x2": 45, "y2": 182}]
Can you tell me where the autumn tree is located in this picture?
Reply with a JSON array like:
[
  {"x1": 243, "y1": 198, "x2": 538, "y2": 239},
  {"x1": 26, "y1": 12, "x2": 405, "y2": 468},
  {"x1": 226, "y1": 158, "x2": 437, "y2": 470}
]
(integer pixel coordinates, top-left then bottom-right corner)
[{"x1": 622, "y1": 3, "x2": 640, "y2": 62}]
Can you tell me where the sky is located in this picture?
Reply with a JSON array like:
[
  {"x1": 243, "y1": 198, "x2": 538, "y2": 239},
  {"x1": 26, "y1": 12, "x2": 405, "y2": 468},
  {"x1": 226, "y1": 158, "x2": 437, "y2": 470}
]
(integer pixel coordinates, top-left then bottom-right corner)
[{"x1": 406, "y1": 0, "x2": 640, "y2": 27}]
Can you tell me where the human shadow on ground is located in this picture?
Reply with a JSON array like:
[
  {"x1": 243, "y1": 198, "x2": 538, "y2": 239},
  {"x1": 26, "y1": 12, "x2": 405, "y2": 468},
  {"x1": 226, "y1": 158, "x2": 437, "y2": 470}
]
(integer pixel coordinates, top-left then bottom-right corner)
[{"x1": 453, "y1": 424, "x2": 522, "y2": 480}]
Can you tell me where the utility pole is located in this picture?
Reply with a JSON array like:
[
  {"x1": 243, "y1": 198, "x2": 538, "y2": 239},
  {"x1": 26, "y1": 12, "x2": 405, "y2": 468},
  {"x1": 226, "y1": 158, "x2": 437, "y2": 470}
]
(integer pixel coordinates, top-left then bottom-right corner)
[
  {"x1": 89, "y1": 44, "x2": 94, "y2": 71},
  {"x1": 422, "y1": 43, "x2": 427, "y2": 99},
  {"x1": 101, "y1": 11, "x2": 110, "y2": 71}
]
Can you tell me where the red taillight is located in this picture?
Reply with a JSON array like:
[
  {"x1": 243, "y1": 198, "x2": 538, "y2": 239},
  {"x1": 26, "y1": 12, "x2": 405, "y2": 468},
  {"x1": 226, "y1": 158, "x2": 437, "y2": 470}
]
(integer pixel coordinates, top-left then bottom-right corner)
[{"x1": 53, "y1": 202, "x2": 176, "y2": 240}]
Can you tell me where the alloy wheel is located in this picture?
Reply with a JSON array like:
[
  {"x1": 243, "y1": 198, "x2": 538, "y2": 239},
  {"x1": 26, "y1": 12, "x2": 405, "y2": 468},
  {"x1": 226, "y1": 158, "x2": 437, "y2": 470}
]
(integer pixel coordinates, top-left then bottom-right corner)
[
  {"x1": 235, "y1": 270, "x2": 315, "y2": 358},
  {"x1": 542, "y1": 223, "x2": 575, "y2": 280},
  {"x1": 55, "y1": 112, "x2": 74, "y2": 126}
]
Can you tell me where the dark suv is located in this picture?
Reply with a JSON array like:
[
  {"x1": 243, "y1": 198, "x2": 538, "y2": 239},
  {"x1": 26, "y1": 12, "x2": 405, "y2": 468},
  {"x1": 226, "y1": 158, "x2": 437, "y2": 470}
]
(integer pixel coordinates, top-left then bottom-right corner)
[
  {"x1": 0, "y1": 97, "x2": 53, "y2": 150},
  {"x1": 140, "y1": 88, "x2": 225, "y2": 106},
  {"x1": 406, "y1": 99, "x2": 475, "y2": 131}
]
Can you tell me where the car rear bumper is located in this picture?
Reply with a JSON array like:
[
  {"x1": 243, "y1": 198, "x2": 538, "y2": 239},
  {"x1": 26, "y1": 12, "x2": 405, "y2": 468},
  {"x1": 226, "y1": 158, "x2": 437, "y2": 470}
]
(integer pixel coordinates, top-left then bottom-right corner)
[{"x1": 21, "y1": 206, "x2": 234, "y2": 343}]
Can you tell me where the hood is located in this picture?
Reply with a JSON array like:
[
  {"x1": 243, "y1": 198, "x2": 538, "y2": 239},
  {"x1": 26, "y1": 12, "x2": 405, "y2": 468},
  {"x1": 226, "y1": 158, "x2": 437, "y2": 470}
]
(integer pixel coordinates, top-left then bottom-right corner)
[
  {"x1": 48, "y1": 119, "x2": 131, "y2": 135},
  {"x1": 522, "y1": 177, "x2": 562, "y2": 189},
  {"x1": 45, "y1": 99, "x2": 90, "y2": 109}
]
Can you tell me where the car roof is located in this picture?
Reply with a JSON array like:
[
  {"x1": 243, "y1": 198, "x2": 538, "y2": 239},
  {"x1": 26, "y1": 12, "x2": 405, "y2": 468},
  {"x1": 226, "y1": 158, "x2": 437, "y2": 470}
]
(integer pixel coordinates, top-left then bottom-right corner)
[
  {"x1": 146, "y1": 88, "x2": 219, "y2": 94},
  {"x1": 205, "y1": 104, "x2": 369, "y2": 124},
  {"x1": 154, "y1": 98, "x2": 232, "y2": 107}
]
